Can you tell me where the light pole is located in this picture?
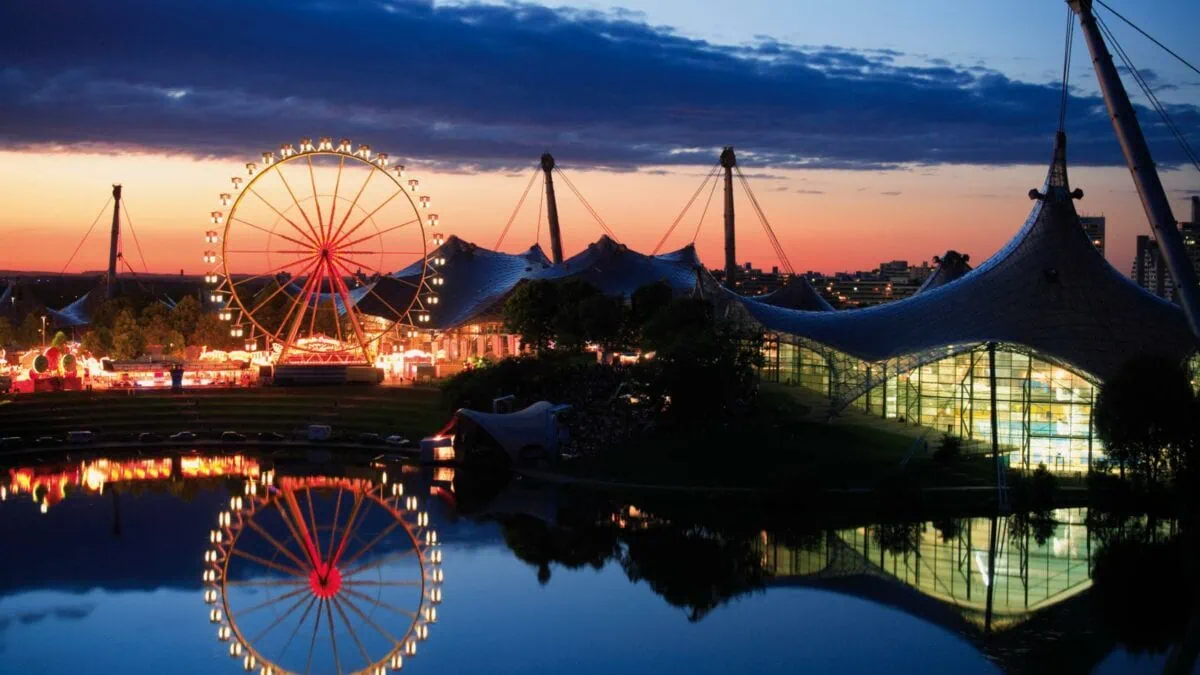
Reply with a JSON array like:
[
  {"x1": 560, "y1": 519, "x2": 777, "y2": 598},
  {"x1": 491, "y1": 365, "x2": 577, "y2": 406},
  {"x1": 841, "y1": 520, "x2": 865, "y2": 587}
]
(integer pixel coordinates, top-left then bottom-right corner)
[{"x1": 40, "y1": 315, "x2": 47, "y2": 348}]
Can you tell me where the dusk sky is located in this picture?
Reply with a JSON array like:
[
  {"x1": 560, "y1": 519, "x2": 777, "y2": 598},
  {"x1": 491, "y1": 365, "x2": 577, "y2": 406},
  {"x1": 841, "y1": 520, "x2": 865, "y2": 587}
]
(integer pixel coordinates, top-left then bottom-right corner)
[{"x1": 1, "y1": 0, "x2": 1198, "y2": 276}]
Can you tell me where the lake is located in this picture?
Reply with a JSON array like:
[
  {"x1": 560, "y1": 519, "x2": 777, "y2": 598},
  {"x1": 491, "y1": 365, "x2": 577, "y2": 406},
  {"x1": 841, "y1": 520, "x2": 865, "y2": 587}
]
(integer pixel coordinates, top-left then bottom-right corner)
[{"x1": 1, "y1": 452, "x2": 1195, "y2": 674}]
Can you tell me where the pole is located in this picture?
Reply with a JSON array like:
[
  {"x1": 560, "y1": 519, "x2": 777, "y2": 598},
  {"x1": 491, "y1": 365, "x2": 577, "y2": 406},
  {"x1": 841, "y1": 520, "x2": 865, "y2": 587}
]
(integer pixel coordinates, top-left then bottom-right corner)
[
  {"x1": 721, "y1": 146, "x2": 737, "y2": 289},
  {"x1": 540, "y1": 153, "x2": 564, "y2": 264},
  {"x1": 1069, "y1": 0, "x2": 1200, "y2": 338},
  {"x1": 989, "y1": 341, "x2": 1000, "y2": 479},
  {"x1": 107, "y1": 184, "x2": 123, "y2": 299}
]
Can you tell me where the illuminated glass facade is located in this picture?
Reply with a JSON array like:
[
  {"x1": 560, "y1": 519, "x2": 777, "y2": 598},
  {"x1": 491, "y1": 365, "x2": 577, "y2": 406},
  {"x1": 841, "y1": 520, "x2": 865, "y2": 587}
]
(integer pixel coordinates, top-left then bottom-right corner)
[{"x1": 763, "y1": 336, "x2": 1099, "y2": 472}]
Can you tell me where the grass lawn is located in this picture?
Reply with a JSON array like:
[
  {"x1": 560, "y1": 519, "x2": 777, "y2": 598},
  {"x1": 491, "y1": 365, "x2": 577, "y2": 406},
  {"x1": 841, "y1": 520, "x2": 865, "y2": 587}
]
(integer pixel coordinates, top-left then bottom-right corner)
[
  {"x1": 0, "y1": 386, "x2": 446, "y2": 443},
  {"x1": 560, "y1": 384, "x2": 998, "y2": 491}
]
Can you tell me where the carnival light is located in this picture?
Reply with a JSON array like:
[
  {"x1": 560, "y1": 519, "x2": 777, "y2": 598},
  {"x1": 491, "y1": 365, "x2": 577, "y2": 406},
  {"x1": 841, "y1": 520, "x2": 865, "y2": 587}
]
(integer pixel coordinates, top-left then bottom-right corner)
[
  {"x1": 391, "y1": 483, "x2": 403, "y2": 497},
  {"x1": 211, "y1": 211, "x2": 224, "y2": 225},
  {"x1": 423, "y1": 606, "x2": 437, "y2": 623},
  {"x1": 299, "y1": 137, "x2": 315, "y2": 152},
  {"x1": 432, "y1": 234, "x2": 444, "y2": 246},
  {"x1": 205, "y1": 230, "x2": 220, "y2": 244},
  {"x1": 427, "y1": 213, "x2": 439, "y2": 227},
  {"x1": 390, "y1": 654, "x2": 404, "y2": 670},
  {"x1": 356, "y1": 144, "x2": 371, "y2": 159},
  {"x1": 205, "y1": 273, "x2": 220, "y2": 284},
  {"x1": 395, "y1": 164, "x2": 406, "y2": 178},
  {"x1": 218, "y1": 625, "x2": 232, "y2": 641},
  {"x1": 280, "y1": 143, "x2": 296, "y2": 158},
  {"x1": 375, "y1": 152, "x2": 389, "y2": 167},
  {"x1": 232, "y1": 176, "x2": 244, "y2": 190},
  {"x1": 337, "y1": 138, "x2": 352, "y2": 153},
  {"x1": 243, "y1": 654, "x2": 256, "y2": 671},
  {"x1": 220, "y1": 193, "x2": 232, "y2": 207},
  {"x1": 419, "y1": 196, "x2": 430, "y2": 209},
  {"x1": 408, "y1": 179, "x2": 420, "y2": 192},
  {"x1": 317, "y1": 137, "x2": 333, "y2": 151},
  {"x1": 431, "y1": 276, "x2": 444, "y2": 286},
  {"x1": 425, "y1": 530, "x2": 438, "y2": 545},
  {"x1": 229, "y1": 642, "x2": 244, "y2": 658},
  {"x1": 210, "y1": 293, "x2": 221, "y2": 303},
  {"x1": 230, "y1": 326, "x2": 245, "y2": 338},
  {"x1": 245, "y1": 163, "x2": 257, "y2": 176},
  {"x1": 203, "y1": 251, "x2": 218, "y2": 264},
  {"x1": 210, "y1": 608, "x2": 223, "y2": 624},
  {"x1": 405, "y1": 496, "x2": 418, "y2": 511},
  {"x1": 261, "y1": 151, "x2": 274, "y2": 166}
]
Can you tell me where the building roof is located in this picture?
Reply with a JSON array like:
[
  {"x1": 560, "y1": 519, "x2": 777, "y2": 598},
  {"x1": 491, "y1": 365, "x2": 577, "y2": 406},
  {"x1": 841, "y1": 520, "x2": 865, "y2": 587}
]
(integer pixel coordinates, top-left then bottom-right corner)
[
  {"x1": 733, "y1": 133, "x2": 1197, "y2": 381},
  {"x1": 530, "y1": 235, "x2": 707, "y2": 298},
  {"x1": 753, "y1": 278, "x2": 834, "y2": 311},
  {"x1": 914, "y1": 251, "x2": 972, "y2": 295}
]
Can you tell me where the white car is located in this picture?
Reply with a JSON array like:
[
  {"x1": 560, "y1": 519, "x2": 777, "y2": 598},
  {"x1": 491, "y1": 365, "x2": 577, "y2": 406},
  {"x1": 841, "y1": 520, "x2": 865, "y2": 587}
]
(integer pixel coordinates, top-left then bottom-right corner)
[
  {"x1": 385, "y1": 435, "x2": 411, "y2": 447},
  {"x1": 170, "y1": 431, "x2": 197, "y2": 442}
]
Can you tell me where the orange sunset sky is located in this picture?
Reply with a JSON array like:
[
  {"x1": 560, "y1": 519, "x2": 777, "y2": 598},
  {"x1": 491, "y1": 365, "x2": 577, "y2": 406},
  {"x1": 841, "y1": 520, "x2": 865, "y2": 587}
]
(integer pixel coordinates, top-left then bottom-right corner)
[{"x1": 0, "y1": 148, "x2": 1196, "y2": 279}]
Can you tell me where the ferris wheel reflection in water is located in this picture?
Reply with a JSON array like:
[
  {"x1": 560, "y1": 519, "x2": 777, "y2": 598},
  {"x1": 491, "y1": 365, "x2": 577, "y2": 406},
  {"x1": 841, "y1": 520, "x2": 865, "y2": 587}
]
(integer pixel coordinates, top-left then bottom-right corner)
[{"x1": 205, "y1": 471, "x2": 443, "y2": 674}]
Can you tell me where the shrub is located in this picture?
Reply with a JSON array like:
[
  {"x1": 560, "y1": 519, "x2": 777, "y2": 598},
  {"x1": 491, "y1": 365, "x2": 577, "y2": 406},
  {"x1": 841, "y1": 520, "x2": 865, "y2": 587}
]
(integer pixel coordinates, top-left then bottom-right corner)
[{"x1": 933, "y1": 433, "x2": 963, "y2": 462}]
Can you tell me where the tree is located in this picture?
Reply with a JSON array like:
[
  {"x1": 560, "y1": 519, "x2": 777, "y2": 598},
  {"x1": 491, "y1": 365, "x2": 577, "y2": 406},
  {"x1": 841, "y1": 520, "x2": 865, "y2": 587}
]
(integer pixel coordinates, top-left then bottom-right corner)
[
  {"x1": 503, "y1": 280, "x2": 560, "y2": 351},
  {"x1": 109, "y1": 309, "x2": 146, "y2": 360},
  {"x1": 0, "y1": 317, "x2": 13, "y2": 348},
  {"x1": 169, "y1": 295, "x2": 202, "y2": 341},
  {"x1": 16, "y1": 313, "x2": 42, "y2": 348},
  {"x1": 191, "y1": 312, "x2": 232, "y2": 351},
  {"x1": 81, "y1": 327, "x2": 112, "y2": 358},
  {"x1": 140, "y1": 302, "x2": 173, "y2": 347},
  {"x1": 576, "y1": 293, "x2": 626, "y2": 352},
  {"x1": 1094, "y1": 354, "x2": 1194, "y2": 484},
  {"x1": 551, "y1": 280, "x2": 605, "y2": 351},
  {"x1": 629, "y1": 281, "x2": 673, "y2": 334}
]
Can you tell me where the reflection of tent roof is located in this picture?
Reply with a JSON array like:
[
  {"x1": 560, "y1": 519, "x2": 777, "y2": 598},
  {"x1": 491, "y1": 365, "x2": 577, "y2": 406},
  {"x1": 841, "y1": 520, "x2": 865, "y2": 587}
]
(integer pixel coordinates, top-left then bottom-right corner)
[
  {"x1": 915, "y1": 251, "x2": 972, "y2": 295},
  {"x1": 456, "y1": 401, "x2": 564, "y2": 462},
  {"x1": 753, "y1": 279, "x2": 834, "y2": 311},
  {"x1": 731, "y1": 134, "x2": 1197, "y2": 382},
  {"x1": 531, "y1": 235, "x2": 708, "y2": 298}
]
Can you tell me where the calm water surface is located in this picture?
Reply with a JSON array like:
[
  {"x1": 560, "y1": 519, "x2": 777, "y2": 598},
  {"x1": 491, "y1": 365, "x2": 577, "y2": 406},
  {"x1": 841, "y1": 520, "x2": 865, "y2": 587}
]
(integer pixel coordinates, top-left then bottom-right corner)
[{"x1": 0, "y1": 453, "x2": 1195, "y2": 675}]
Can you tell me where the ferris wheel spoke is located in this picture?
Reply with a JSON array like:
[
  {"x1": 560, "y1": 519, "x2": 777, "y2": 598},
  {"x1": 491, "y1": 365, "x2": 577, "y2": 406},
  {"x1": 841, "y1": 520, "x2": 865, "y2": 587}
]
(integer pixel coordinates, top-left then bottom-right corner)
[
  {"x1": 340, "y1": 549, "x2": 416, "y2": 580},
  {"x1": 226, "y1": 249, "x2": 316, "y2": 255},
  {"x1": 224, "y1": 578, "x2": 308, "y2": 588},
  {"x1": 325, "y1": 489, "x2": 344, "y2": 569},
  {"x1": 331, "y1": 490, "x2": 367, "y2": 566},
  {"x1": 275, "y1": 162, "x2": 324, "y2": 246},
  {"x1": 327, "y1": 155, "x2": 346, "y2": 241},
  {"x1": 278, "y1": 262, "x2": 325, "y2": 358},
  {"x1": 336, "y1": 218, "x2": 420, "y2": 251},
  {"x1": 306, "y1": 155, "x2": 325, "y2": 241},
  {"x1": 248, "y1": 188, "x2": 320, "y2": 248},
  {"x1": 305, "y1": 599, "x2": 324, "y2": 675},
  {"x1": 275, "y1": 494, "x2": 322, "y2": 570},
  {"x1": 238, "y1": 584, "x2": 312, "y2": 618},
  {"x1": 330, "y1": 269, "x2": 373, "y2": 362},
  {"x1": 249, "y1": 590, "x2": 314, "y2": 647},
  {"x1": 232, "y1": 217, "x2": 316, "y2": 251},
  {"x1": 278, "y1": 595, "x2": 319, "y2": 663},
  {"x1": 337, "y1": 592, "x2": 403, "y2": 647},
  {"x1": 337, "y1": 518, "x2": 406, "y2": 571},
  {"x1": 232, "y1": 254, "x2": 319, "y2": 288},
  {"x1": 329, "y1": 166, "x2": 377, "y2": 246},
  {"x1": 231, "y1": 548, "x2": 309, "y2": 578},
  {"x1": 329, "y1": 258, "x2": 408, "y2": 322},
  {"x1": 330, "y1": 186, "x2": 404, "y2": 250},
  {"x1": 244, "y1": 516, "x2": 313, "y2": 573},
  {"x1": 343, "y1": 580, "x2": 423, "y2": 588},
  {"x1": 331, "y1": 596, "x2": 372, "y2": 669},
  {"x1": 245, "y1": 257, "x2": 320, "y2": 325},
  {"x1": 307, "y1": 260, "x2": 326, "y2": 339},
  {"x1": 341, "y1": 587, "x2": 420, "y2": 621},
  {"x1": 325, "y1": 595, "x2": 344, "y2": 675}
]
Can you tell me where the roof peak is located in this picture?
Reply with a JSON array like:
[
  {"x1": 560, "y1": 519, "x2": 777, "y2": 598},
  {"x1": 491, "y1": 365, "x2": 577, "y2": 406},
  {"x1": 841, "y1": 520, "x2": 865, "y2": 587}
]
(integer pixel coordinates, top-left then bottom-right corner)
[{"x1": 1030, "y1": 131, "x2": 1085, "y2": 203}]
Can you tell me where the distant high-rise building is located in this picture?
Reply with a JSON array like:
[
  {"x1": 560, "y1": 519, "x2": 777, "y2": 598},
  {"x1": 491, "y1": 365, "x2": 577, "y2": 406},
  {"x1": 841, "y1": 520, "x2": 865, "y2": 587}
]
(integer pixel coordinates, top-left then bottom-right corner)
[
  {"x1": 879, "y1": 260, "x2": 909, "y2": 281},
  {"x1": 1131, "y1": 197, "x2": 1200, "y2": 300},
  {"x1": 1080, "y1": 215, "x2": 1106, "y2": 259}
]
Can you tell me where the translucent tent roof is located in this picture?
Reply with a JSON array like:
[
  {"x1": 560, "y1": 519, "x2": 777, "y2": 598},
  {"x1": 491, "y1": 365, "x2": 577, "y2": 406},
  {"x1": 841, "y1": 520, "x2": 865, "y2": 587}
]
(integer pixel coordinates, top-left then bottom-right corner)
[
  {"x1": 48, "y1": 285, "x2": 103, "y2": 328},
  {"x1": 753, "y1": 278, "x2": 834, "y2": 311},
  {"x1": 531, "y1": 235, "x2": 707, "y2": 298},
  {"x1": 914, "y1": 251, "x2": 973, "y2": 295},
  {"x1": 733, "y1": 133, "x2": 1197, "y2": 382}
]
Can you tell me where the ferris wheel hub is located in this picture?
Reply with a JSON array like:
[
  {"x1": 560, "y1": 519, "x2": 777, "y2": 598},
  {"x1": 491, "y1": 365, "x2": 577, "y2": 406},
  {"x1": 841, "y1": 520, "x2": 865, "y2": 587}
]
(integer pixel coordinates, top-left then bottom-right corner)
[{"x1": 308, "y1": 565, "x2": 343, "y2": 599}]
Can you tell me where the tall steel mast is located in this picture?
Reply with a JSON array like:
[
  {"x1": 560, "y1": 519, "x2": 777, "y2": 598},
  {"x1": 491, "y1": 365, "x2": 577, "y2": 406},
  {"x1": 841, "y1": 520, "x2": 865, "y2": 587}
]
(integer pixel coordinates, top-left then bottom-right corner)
[
  {"x1": 540, "y1": 153, "x2": 565, "y2": 264},
  {"x1": 1069, "y1": 0, "x2": 1200, "y2": 338},
  {"x1": 106, "y1": 184, "x2": 122, "y2": 299},
  {"x1": 720, "y1": 146, "x2": 737, "y2": 289}
]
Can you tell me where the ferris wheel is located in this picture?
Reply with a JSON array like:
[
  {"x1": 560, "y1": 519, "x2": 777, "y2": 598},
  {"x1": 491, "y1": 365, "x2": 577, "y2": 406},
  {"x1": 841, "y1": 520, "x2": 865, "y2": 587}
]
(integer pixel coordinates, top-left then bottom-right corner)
[
  {"x1": 204, "y1": 471, "x2": 443, "y2": 674},
  {"x1": 203, "y1": 138, "x2": 445, "y2": 363}
]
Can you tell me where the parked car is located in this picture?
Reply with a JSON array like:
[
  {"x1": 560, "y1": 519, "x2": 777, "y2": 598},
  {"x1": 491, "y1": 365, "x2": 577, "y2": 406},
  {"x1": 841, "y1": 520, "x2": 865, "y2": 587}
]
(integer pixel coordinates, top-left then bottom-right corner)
[
  {"x1": 35, "y1": 436, "x2": 62, "y2": 446},
  {"x1": 307, "y1": 425, "x2": 332, "y2": 442},
  {"x1": 257, "y1": 431, "x2": 286, "y2": 442},
  {"x1": 169, "y1": 431, "x2": 197, "y2": 442},
  {"x1": 67, "y1": 430, "x2": 96, "y2": 444},
  {"x1": 385, "y1": 435, "x2": 411, "y2": 448},
  {"x1": 1, "y1": 436, "x2": 24, "y2": 450},
  {"x1": 220, "y1": 431, "x2": 246, "y2": 443},
  {"x1": 358, "y1": 432, "x2": 383, "y2": 445},
  {"x1": 139, "y1": 432, "x2": 164, "y2": 443}
]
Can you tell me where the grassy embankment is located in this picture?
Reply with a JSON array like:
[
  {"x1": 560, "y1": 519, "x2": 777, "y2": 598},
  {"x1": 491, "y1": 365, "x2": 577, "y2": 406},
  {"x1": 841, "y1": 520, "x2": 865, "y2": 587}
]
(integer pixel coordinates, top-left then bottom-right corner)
[
  {"x1": 559, "y1": 383, "x2": 999, "y2": 491},
  {"x1": 0, "y1": 386, "x2": 445, "y2": 444}
]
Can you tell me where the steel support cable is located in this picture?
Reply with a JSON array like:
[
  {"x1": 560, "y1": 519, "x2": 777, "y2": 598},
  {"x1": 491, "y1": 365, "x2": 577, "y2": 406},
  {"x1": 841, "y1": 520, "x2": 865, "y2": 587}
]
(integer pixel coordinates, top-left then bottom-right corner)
[
  {"x1": 1095, "y1": 0, "x2": 1200, "y2": 78},
  {"x1": 690, "y1": 169, "x2": 722, "y2": 243},
  {"x1": 494, "y1": 168, "x2": 540, "y2": 250},
  {"x1": 554, "y1": 168, "x2": 619, "y2": 242},
  {"x1": 1097, "y1": 14, "x2": 1200, "y2": 173},
  {"x1": 1058, "y1": 6, "x2": 1076, "y2": 132},
  {"x1": 651, "y1": 164, "x2": 719, "y2": 254},
  {"x1": 60, "y1": 197, "x2": 112, "y2": 275},
  {"x1": 735, "y1": 167, "x2": 795, "y2": 274},
  {"x1": 121, "y1": 199, "x2": 150, "y2": 273}
]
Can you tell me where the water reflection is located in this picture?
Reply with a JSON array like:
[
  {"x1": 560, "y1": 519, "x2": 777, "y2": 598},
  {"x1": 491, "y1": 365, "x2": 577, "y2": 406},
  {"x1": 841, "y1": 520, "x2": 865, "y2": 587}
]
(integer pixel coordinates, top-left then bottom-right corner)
[{"x1": 1, "y1": 451, "x2": 1195, "y2": 674}]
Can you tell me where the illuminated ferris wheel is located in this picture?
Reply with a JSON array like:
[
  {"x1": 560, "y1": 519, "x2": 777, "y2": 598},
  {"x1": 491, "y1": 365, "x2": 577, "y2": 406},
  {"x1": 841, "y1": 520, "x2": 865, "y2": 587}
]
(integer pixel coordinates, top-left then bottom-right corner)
[
  {"x1": 204, "y1": 471, "x2": 443, "y2": 674},
  {"x1": 203, "y1": 138, "x2": 445, "y2": 362}
]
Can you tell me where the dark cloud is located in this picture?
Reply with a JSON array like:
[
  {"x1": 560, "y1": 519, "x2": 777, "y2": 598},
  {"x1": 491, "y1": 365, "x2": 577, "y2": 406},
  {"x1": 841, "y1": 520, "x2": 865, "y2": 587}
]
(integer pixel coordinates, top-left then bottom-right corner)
[
  {"x1": 1, "y1": 0, "x2": 1196, "y2": 170},
  {"x1": 880, "y1": 191, "x2": 903, "y2": 196},
  {"x1": 795, "y1": 189, "x2": 825, "y2": 194}
]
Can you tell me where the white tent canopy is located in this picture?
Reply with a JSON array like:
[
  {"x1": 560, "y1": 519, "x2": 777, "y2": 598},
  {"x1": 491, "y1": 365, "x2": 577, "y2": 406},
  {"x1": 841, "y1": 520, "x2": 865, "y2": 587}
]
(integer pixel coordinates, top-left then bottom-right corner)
[{"x1": 456, "y1": 401, "x2": 569, "y2": 463}]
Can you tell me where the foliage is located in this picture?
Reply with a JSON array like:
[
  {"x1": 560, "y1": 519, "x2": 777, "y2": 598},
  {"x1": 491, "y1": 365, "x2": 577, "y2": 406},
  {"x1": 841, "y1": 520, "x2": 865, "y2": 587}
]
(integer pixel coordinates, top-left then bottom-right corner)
[
  {"x1": 872, "y1": 522, "x2": 925, "y2": 556},
  {"x1": 16, "y1": 313, "x2": 42, "y2": 347},
  {"x1": 109, "y1": 308, "x2": 146, "y2": 360},
  {"x1": 191, "y1": 312, "x2": 234, "y2": 351},
  {"x1": 1094, "y1": 354, "x2": 1195, "y2": 484},
  {"x1": 50, "y1": 330, "x2": 67, "y2": 348},
  {"x1": 1010, "y1": 463, "x2": 1059, "y2": 511},
  {"x1": 1092, "y1": 533, "x2": 1191, "y2": 653},
  {"x1": 0, "y1": 317, "x2": 13, "y2": 347},
  {"x1": 80, "y1": 327, "x2": 112, "y2": 357},
  {"x1": 169, "y1": 295, "x2": 202, "y2": 339},
  {"x1": 502, "y1": 280, "x2": 560, "y2": 350},
  {"x1": 629, "y1": 280, "x2": 673, "y2": 333},
  {"x1": 932, "y1": 433, "x2": 962, "y2": 462}
]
